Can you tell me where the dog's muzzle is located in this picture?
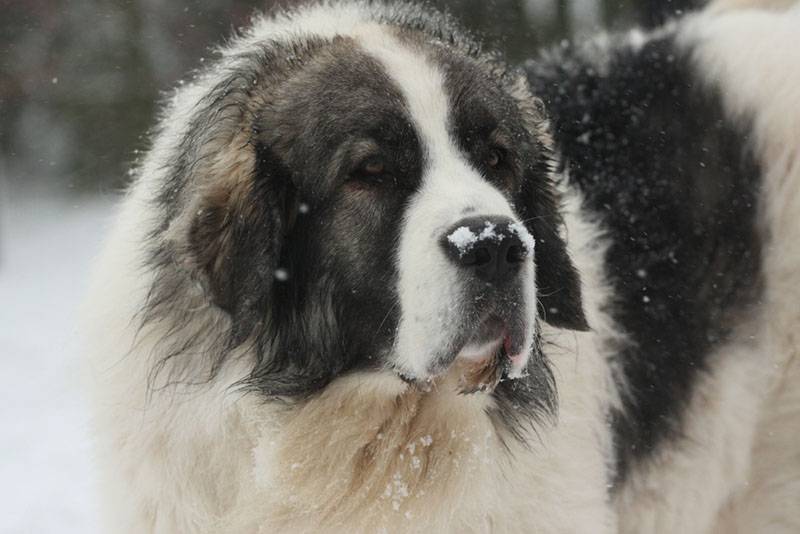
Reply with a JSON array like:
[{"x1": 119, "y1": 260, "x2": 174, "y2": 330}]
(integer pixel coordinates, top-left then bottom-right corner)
[{"x1": 416, "y1": 216, "x2": 538, "y2": 392}]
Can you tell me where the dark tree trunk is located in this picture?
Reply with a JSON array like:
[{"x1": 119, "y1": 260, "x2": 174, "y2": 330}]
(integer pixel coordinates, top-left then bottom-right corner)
[{"x1": 636, "y1": 0, "x2": 700, "y2": 27}]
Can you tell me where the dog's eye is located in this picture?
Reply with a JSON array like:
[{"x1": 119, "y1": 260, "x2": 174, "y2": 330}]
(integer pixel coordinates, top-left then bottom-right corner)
[
  {"x1": 364, "y1": 159, "x2": 386, "y2": 176},
  {"x1": 362, "y1": 159, "x2": 385, "y2": 175},
  {"x1": 350, "y1": 157, "x2": 388, "y2": 185},
  {"x1": 486, "y1": 147, "x2": 504, "y2": 169}
]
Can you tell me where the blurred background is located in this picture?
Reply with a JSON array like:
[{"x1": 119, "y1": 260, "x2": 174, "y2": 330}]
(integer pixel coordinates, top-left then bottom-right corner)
[
  {"x1": 1, "y1": 0, "x2": 698, "y2": 194},
  {"x1": 0, "y1": 0, "x2": 696, "y2": 532}
]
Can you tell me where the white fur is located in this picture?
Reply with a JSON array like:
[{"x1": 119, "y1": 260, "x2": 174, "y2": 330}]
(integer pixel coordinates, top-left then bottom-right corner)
[{"x1": 615, "y1": 7, "x2": 800, "y2": 533}]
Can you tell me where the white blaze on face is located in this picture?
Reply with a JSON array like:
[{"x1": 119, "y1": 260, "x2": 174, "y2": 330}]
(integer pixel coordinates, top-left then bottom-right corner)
[{"x1": 355, "y1": 27, "x2": 538, "y2": 380}]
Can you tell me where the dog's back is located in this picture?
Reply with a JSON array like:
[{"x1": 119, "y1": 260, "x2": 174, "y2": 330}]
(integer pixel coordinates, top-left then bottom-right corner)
[{"x1": 528, "y1": 5, "x2": 800, "y2": 532}]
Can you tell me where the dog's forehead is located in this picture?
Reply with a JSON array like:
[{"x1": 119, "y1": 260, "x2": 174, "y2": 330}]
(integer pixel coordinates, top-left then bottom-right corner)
[
  {"x1": 268, "y1": 38, "x2": 404, "y2": 126},
  {"x1": 348, "y1": 27, "x2": 522, "y2": 161},
  {"x1": 353, "y1": 27, "x2": 455, "y2": 153},
  {"x1": 280, "y1": 26, "x2": 497, "y2": 133}
]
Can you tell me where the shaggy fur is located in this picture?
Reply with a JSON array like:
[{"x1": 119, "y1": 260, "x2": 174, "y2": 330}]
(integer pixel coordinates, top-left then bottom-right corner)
[{"x1": 83, "y1": 1, "x2": 800, "y2": 532}]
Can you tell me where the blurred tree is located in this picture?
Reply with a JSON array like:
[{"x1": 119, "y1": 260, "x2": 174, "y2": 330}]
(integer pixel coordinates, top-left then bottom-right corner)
[
  {"x1": 635, "y1": 0, "x2": 699, "y2": 26},
  {"x1": 1, "y1": 0, "x2": 262, "y2": 193},
  {"x1": 430, "y1": 0, "x2": 543, "y2": 61}
]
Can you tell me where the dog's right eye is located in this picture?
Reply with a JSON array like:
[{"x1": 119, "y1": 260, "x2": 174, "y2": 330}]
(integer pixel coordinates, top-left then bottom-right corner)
[
  {"x1": 486, "y1": 148, "x2": 503, "y2": 169},
  {"x1": 362, "y1": 159, "x2": 385, "y2": 175},
  {"x1": 350, "y1": 157, "x2": 389, "y2": 185}
]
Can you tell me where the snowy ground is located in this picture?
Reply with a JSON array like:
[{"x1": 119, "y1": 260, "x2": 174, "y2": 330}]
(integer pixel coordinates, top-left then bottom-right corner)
[{"x1": 0, "y1": 191, "x2": 117, "y2": 533}]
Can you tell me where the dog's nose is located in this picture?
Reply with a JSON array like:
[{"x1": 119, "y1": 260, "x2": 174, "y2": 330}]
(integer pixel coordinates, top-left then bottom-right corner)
[{"x1": 442, "y1": 216, "x2": 531, "y2": 285}]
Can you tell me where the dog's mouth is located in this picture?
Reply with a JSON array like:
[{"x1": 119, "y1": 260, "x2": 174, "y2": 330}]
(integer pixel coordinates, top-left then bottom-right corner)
[
  {"x1": 451, "y1": 314, "x2": 529, "y2": 394},
  {"x1": 396, "y1": 313, "x2": 531, "y2": 394}
]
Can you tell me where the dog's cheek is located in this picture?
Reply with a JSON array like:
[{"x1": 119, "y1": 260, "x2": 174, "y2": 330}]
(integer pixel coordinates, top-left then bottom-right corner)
[{"x1": 327, "y1": 192, "x2": 397, "y2": 289}]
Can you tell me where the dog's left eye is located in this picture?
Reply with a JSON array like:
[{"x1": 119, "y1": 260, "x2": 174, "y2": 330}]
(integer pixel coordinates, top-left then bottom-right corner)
[
  {"x1": 486, "y1": 147, "x2": 505, "y2": 169},
  {"x1": 362, "y1": 159, "x2": 385, "y2": 175},
  {"x1": 351, "y1": 157, "x2": 385, "y2": 179}
]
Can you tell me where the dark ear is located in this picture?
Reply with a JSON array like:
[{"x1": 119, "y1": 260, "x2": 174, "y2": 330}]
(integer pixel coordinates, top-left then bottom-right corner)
[
  {"x1": 511, "y1": 82, "x2": 589, "y2": 331},
  {"x1": 522, "y1": 179, "x2": 589, "y2": 331},
  {"x1": 189, "y1": 142, "x2": 291, "y2": 328}
]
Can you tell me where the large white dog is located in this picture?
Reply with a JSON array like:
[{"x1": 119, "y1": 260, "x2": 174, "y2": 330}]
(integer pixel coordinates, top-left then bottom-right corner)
[{"x1": 84, "y1": 2, "x2": 800, "y2": 532}]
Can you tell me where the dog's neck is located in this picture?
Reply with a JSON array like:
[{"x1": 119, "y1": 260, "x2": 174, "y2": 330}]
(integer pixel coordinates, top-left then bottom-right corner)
[{"x1": 248, "y1": 371, "x2": 509, "y2": 530}]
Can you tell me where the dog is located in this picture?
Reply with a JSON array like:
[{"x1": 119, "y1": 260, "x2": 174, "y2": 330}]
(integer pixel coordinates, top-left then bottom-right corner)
[{"x1": 83, "y1": 1, "x2": 800, "y2": 532}]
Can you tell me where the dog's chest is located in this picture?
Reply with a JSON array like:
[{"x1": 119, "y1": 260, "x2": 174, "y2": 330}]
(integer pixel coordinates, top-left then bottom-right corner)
[{"x1": 244, "y1": 374, "x2": 529, "y2": 532}]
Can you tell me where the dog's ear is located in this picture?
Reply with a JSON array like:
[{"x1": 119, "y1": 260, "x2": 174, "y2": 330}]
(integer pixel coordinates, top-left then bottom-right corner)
[
  {"x1": 154, "y1": 54, "x2": 305, "y2": 342},
  {"x1": 512, "y1": 81, "x2": 589, "y2": 331},
  {"x1": 520, "y1": 175, "x2": 589, "y2": 331},
  {"x1": 188, "y1": 137, "x2": 292, "y2": 324}
]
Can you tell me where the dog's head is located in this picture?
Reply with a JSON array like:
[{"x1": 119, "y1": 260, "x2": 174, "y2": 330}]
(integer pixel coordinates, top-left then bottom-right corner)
[{"x1": 148, "y1": 3, "x2": 586, "y2": 405}]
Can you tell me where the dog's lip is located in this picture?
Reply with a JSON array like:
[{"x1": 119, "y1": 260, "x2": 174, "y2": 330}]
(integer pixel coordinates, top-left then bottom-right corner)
[
  {"x1": 453, "y1": 327, "x2": 524, "y2": 394},
  {"x1": 452, "y1": 311, "x2": 527, "y2": 358},
  {"x1": 395, "y1": 314, "x2": 530, "y2": 386},
  {"x1": 456, "y1": 336, "x2": 504, "y2": 363},
  {"x1": 451, "y1": 314, "x2": 531, "y2": 388}
]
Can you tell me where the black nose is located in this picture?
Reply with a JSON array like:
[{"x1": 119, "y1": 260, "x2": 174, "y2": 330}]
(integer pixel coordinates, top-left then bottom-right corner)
[{"x1": 441, "y1": 216, "x2": 531, "y2": 285}]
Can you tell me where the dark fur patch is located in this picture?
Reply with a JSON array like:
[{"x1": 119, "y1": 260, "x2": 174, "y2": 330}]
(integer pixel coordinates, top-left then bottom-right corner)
[
  {"x1": 245, "y1": 40, "x2": 428, "y2": 397},
  {"x1": 189, "y1": 143, "x2": 292, "y2": 323},
  {"x1": 526, "y1": 33, "x2": 763, "y2": 482}
]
